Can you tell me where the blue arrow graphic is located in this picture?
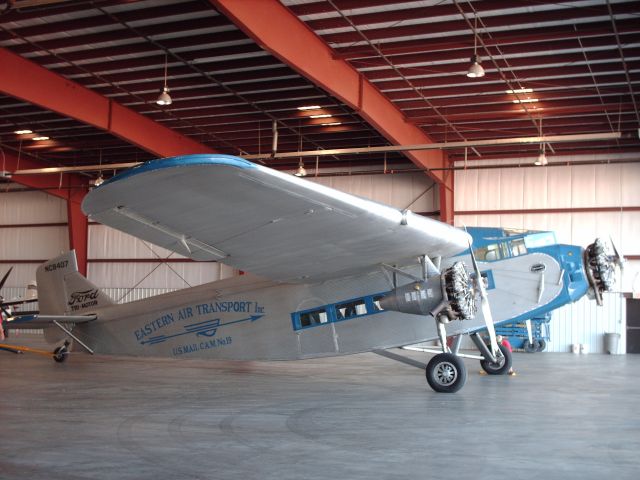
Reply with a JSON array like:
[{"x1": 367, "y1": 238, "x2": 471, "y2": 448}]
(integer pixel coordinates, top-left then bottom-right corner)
[{"x1": 140, "y1": 315, "x2": 264, "y2": 346}]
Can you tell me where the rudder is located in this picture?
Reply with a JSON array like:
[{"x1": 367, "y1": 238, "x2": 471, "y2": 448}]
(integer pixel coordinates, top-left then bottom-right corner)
[{"x1": 36, "y1": 251, "x2": 114, "y2": 315}]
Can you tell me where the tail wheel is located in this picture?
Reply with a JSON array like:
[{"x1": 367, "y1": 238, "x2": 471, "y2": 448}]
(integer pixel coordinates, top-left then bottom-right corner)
[
  {"x1": 53, "y1": 345, "x2": 68, "y2": 363},
  {"x1": 426, "y1": 353, "x2": 467, "y2": 393},
  {"x1": 480, "y1": 343, "x2": 512, "y2": 375}
]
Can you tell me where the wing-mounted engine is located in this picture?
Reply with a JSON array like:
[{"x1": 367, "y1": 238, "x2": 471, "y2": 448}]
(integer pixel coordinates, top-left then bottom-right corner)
[
  {"x1": 378, "y1": 262, "x2": 476, "y2": 321},
  {"x1": 584, "y1": 238, "x2": 621, "y2": 305}
]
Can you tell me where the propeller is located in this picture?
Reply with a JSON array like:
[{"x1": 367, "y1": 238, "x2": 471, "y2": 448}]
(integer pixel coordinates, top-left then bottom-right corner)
[
  {"x1": 0, "y1": 266, "x2": 12, "y2": 341},
  {"x1": 609, "y1": 236, "x2": 626, "y2": 271},
  {"x1": 467, "y1": 239, "x2": 500, "y2": 357},
  {"x1": 0, "y1": 266, "x2": 13, "y2": 317}
]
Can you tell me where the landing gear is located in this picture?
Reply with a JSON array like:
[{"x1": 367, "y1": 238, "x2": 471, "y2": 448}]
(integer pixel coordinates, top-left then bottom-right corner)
[
  {"x1": 426, "y1": 353, "x2": 467, "y2": 393},
  {"x1": 480, "y1": 343, "x2": 512, "y2": 375},
  {"x1": 53, "y1": 341, "x2": 69, "y2": 363}
]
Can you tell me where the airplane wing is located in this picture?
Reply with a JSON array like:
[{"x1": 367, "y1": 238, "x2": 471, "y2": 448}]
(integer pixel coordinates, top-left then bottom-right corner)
[
  {"x1": 83, "y1": 154, "x2": 470, "y2": 283},
  {"x1": 4, "y1": 314, "x2": 97, "y2": 330}
]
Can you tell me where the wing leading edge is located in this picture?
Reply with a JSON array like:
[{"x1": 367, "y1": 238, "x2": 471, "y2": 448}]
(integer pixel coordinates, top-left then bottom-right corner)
[{"x1": 82, "y1": 154, "x2": 470, "y2": 283}]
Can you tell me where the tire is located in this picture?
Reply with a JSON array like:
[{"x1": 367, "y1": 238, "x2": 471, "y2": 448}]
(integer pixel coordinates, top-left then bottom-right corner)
[
  {"x1": 523, "y1": 339, "x2": 538, "y2": 353},
  {"x1": 536, "y1": 339, "x2": 547, "y2": 352},
  {"x1": 53, "y1": 345, "x2": 68, "y2": 363},
  {"x1": 426, "y1": 353, "x2": 467, "y2": 393},
  {"x1": 480, "y1": 343, "x2": 512, "y2": 375}
]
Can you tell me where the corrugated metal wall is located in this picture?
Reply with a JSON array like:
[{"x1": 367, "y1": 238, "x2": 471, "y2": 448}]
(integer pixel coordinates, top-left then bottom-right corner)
[
  {"x1": 87, "y1": 224, "x2": 236, "y2": 289},
  {"x1": 455, "y1": 156, "x2": 638, "y2": 353},
  {"x1": 309, "y1": 171, "x2": 439, "y2": 214},
  {"x1": 0, "y1": 191, "x2": 67, "y2": 287}
]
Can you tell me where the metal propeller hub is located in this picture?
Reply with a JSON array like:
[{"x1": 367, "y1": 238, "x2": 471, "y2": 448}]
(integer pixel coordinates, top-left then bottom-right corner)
[
  {"x1": 443, "y1": 261, "x2": 476, "y2": 321},
  {"x1": 585, "y1": 238, "x2": 617, "y2": 295}
]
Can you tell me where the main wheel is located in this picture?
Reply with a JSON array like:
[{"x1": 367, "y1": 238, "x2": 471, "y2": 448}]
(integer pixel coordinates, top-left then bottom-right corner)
[
  {"x1": 480, "y1": 343, "x2": 512, "y2": 375},
  {"x1": 536, "y1": 339, "x2": 547, "y2": 352},
  {"x1": 426, "y1": 353, "x2": 467, "y2": 393},
  {"x1": 523, "y1": 339, "x2": 540, "y2": 353},
  {"x1": 53, "y1": 345, "x2": 68, "y2": 363}
]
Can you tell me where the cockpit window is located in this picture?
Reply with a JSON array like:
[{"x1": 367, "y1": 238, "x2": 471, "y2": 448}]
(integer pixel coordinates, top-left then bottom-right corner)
[
  {"x1": 510, "y1": 238, "x2": 527, "y2": 256},
  {"x1": 474, "y1": 243, "x2": 508, "y2": 261}
]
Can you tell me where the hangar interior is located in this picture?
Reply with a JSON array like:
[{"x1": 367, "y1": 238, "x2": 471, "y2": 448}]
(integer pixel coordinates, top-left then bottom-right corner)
[
  {"x1": 1, "y1": 0, "x2": 638, "y2": 355},
  {"x1": 1, "y1": 1, "x2": 640, "y2": 478}
]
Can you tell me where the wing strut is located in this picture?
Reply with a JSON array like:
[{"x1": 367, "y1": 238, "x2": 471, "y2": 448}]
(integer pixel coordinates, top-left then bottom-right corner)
[{"x1": 52, "y1": 320, "x2": 94, "y2": 354}]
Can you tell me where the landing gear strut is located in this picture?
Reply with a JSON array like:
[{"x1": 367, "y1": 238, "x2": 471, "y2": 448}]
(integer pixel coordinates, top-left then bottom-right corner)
[{"x1": 424, "y1": 318, "x2": 469, "y2": 393}]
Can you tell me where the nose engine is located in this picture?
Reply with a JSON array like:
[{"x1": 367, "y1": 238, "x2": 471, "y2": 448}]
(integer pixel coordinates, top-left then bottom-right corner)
[
  {"x1": 379, "y1": 262, "x2": 476, "y2": 321},
  {"x1": 584, "y1": 238, "x2": 618, "y2": 305}
]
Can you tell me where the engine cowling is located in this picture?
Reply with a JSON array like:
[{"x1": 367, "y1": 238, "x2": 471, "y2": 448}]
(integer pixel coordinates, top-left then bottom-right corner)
[{"x1": 378, "y1": 262, "x2": 476, "y2": 321}]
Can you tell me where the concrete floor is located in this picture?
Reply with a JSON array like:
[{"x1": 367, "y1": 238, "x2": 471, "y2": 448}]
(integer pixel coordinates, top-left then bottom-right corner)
[{"x1": 1, "y1": 334, "x2": 638, "y2": 480}]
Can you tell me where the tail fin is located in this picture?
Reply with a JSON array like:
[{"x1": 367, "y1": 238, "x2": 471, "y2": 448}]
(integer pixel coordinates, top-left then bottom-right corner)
[{"x1": 36, "y1": 251, "x2": 114, "y2": 315}]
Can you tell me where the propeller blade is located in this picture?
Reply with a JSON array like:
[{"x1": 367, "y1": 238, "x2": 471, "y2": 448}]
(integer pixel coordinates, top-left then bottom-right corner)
[
  {"x1": 467, "y1": 238, "x2": 499, "y2": 357},
  {"x1": 609, "y1": 236, "x2": 625, "y2": 270},
  {"x1": 0, "y1": 266, "x2": 13, "y2": 291}
]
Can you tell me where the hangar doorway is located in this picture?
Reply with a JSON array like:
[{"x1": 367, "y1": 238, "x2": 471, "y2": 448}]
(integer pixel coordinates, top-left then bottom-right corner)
[{"x1": 626, "y1": 298, "x2": 640, "y2": 353}]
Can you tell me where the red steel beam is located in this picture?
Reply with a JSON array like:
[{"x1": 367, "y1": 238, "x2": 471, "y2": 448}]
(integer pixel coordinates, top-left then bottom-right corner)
[
  {"x1": 0, "y1": 47, "x2": 215, "y2": 158},
  {"x1": 211, "y1": 0, "x2": 449, "y2": 192}
]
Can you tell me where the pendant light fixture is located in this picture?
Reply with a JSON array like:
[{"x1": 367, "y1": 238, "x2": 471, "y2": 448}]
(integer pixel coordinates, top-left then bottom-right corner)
[
  {"x1": 294, "y1": 159, "x2": 307, "y2": 177},
  {"x1": 467, "y1": 13, "x2": 485, "y2": 78},
  {"x1": 534, "y1": 117, "x2": 548, "y2": 166},
  {"x1": 156, "y1": 53, "x2": 172, "y2": 106}
]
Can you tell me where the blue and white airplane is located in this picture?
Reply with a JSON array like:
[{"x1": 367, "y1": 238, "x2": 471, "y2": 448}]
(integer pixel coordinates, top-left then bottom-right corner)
[{"x1": 1, "y1": 154, "x2": 622, "y2": 393}]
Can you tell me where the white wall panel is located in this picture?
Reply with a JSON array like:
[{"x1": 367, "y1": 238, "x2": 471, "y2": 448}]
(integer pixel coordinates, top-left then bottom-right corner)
[
  {"x1": 0, "y1": 191, "x2": 66, "y2": 224},
  {"x1": 523, "y1": 167, "x2": 548, "y2": 209},
  {"x1": 550, "y1": 294, "x2": 625, "y2": 354},
  {"x1": 454, "y1": 169, "x2": 478, "y2": 211},
  {"x1": 0, "y1": 265, "x2": 40, "y2": 292},
  {"x1": 89, "y1": 224, "x2": 184, "y2": 259},
  {"x1": 621, "y1": 163, "x2": 640, "y2": 206},
  {"x1": 570, "y1": 165, "x2": 596, "y2": 207},
  {"x1": 498, "y1": 168, "x2": 524, "y2": 210},
  {"x1": 87, "y1": 261, "x2": 233, "y2": 290},
  {"x1": 595, "y1": 164, "x2": 622, "y2": 205},
  {"x1": 546, "y1": 166, "x2": 572, "y2": 207},
  {"x1": 310, "y1": 172, "x2": 438, "y2": 213},
  {"x1": 0, "y1": 226, "x2": 68, "y2": 259}
]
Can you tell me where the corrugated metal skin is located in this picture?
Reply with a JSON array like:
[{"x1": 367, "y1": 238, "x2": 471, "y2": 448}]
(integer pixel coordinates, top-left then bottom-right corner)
[
  {"x1": 455, "y1": 158, "x2": 638, "y2": 353},
  {"x1": 101, "y1": 287, "x2": 178, "y2": 304}
]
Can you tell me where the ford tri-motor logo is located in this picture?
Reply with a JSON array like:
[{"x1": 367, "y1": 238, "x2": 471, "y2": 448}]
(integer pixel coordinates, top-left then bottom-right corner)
[{"x1": 68, "y1": 289, "x2": 99, "y2": 306}]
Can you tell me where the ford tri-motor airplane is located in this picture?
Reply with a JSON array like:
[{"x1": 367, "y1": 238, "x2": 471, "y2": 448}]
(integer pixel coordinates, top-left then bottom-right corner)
[{"x1": 1, "y1": 155, "x2": 622, "y2": 392}]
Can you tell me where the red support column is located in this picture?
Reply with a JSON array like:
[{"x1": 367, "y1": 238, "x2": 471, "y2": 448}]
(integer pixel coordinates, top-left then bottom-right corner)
[{"x1": 439, "y1": 166, "x2": 455, "y2": 226}]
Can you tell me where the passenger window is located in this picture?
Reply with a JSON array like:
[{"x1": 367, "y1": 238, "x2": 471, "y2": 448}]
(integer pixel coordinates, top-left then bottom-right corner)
[
  {"x1": 336, "y1": 299, "x2": 367, "y2": 319},
  {"x1": 372, "y1": 295, "x2": 385, "y2": 312},
  {"x1": 299, "y1": 308, "x2": 328, "y2": 327}
]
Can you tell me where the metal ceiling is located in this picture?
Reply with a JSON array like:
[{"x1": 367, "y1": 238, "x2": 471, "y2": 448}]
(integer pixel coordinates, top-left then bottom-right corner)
[{"x1": 0, "y1": 0, "x2": 639, "y2": 178}]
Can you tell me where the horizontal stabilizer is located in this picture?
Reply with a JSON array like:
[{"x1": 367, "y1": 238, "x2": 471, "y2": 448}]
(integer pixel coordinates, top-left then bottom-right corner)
[{"x1": 5, "y1": 314, "x2": 96, "y2": 330}]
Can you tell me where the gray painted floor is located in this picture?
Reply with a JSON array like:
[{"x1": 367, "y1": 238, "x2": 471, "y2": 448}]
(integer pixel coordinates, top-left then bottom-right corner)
[{"x1": 1, "y1": 334, "x2": 638, "y2": 480}]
